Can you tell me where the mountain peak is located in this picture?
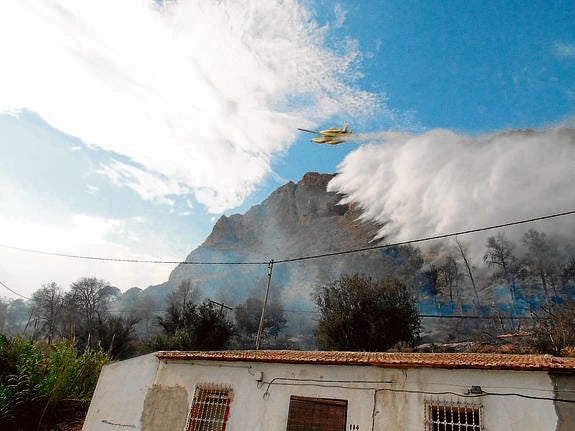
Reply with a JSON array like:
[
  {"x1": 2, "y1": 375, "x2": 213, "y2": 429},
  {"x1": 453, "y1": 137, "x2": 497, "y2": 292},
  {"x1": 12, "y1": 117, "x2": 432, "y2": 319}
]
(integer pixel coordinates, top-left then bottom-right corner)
[{"x1": 152, "y1": 172, "x2": 383, "y2": 306}]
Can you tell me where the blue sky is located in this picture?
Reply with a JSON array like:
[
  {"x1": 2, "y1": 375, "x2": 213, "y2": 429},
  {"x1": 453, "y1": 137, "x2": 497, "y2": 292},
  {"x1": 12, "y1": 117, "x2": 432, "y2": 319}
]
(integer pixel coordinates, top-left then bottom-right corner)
[{"x1": 0, "y1": 0, "x2": 574, "y2": 299}]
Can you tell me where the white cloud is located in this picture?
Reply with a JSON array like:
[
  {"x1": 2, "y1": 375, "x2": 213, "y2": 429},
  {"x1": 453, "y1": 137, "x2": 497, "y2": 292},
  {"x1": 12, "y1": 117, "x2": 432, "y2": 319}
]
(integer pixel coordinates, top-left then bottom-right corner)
[
  {"x1": 0, "y1": 178, "x2": 187, "y2": 297},
  {"x1": 0, "y1": 210, "x2": 177, "y2": 297},
  {"x1": 85, "y1": 184, "x2": 99, "y2": 195},
  {"x1": 0, "y1": 220, "x2": 182, "y2": 297},
  {"x1": 553, "y1": 42, "x2": 575, "y2": 59},
  {"x1": 329, "y1": 127, "x2": 575, "y2": 260},
  {"x1": 333, "y1": 4, "x2": 347, "y2": 29},
  {"x1": 0, "y1": 0, "x2": 382, "y2": 214}
]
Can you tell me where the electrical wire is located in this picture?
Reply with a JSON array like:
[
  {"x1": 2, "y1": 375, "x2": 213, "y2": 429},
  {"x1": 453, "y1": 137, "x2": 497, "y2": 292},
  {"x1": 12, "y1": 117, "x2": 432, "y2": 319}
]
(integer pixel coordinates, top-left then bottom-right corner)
[
  {"x1": 374, "y1": 386, "x2": 570, "y2": 402},
  {"x1": 274, "y1": 209, "x2": 575, "y2": 264},
  {"x1": 262, "y1": 377, "x2": 393, "y2": 397},
  {"x1": 0, "y1": 209, "x2": 573, "y2": 266},
  {"x1": 261, "y1": 375, "x2": 575, "y2": 404},
  {"x1": 0, "y1": 243, "x2": 267, "y2": 265},
  {"x1": 420, "y1": 314, "x2": 536, "y2": 320},
  {"x1": 0, "y1": 279, "x2": 30, "y2": 300},
  {"x1": 103, "y1": 308, "x2": 540, "y2": 320}
]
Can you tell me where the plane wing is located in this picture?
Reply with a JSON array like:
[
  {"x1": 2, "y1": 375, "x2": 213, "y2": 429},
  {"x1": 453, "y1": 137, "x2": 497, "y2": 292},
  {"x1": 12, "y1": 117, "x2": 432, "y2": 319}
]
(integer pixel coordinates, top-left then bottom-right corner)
[
  {"x1": 297, "y1": 128, "x2": 321, "y2": 135},
  {"x1": 298, "y1": 125, "x2": 352, "y2": 145}
]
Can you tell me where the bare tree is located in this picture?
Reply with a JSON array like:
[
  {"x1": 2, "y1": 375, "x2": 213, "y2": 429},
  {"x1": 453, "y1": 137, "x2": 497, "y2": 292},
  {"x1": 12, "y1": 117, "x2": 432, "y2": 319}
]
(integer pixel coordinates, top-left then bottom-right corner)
[
  {"x1": 134, "y1": 294, "x2": 158, "y2": 336},
  {"x1": 455, "y1": 238, "x2": 481, "y2": 309},
  {"x1": 30, "y1": 282, "x2": 64, "y2": 343},
  {"x1": 166, "y1": 280, "x2": 200, "y2": 310},
  {"x1": 438, "y1": 254, "x2": 462, "y2": 309},
  {"x1": 484, "y1": 233, "x2": 520, "y2": 307},
  {"x1": 64, "y1": 277, "x2": 115, "y2": 341},
  {"x1": 562, "y1": 257, "x2": 575, "y2": 288},
  {"x1": 521, "y1": 229, "x2": 560, "y2": 301},
  {"x1": 530, "y1": 299, "x2": 575, "y2": 356}
]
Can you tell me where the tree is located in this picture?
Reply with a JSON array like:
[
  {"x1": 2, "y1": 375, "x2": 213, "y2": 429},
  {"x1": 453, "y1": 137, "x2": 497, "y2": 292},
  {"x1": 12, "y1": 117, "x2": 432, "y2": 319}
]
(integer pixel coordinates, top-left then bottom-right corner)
[
  {"x1": 30, "y1": 282, "x2": 64, "y2": 343},
  {"x1": 115, "y1": 288, "x2": 159, "y2": 337},
  {"x1": 530, "y1": 299, "x2": 575, "y2": 356},
  {"x1": 421, "y1": 264, "x2": 440, "y2": 299},
  {"x1": 455, "y1": 238, "x2": 481, "y2": 309},
  {"x1": 484, "y1": 234, "x2": 520, "y2": 307},
  {"x1": 194, "y1": 300, "x2": 235, "y2": 350},
  {"x1": 96, "y1": 314, "x2": 140, "y2": 359},
  {"x1": 5, "y1": 299, "x2": 29, "y2": 335},
  {"x1": 313, "y1": 274, "x2": 420, "y2": 351},
  {"x1": 155, "y1": 282, "x2": 234, "y2": 351},
  {"x1": 156, "y1": 298, "x2": 197, "y2": 348},
  {"x1": 166, "y1": 280, "x2": 200, "y2": 310},
  {"x1": 234, "y1": 297, "x2": 286, "y2": 348},
  {"x1": 435, "y1": 254, "x2": 462, "y2": 309},
  {"x1": 522, "y1": 229, "x2": 561, "y2": 301},
  {"x1": 562, "y1": 257, "x2": 575, "y2": 288},
  {"x1": 63, "y1": 277, "x2": 115, "y2": 346}
]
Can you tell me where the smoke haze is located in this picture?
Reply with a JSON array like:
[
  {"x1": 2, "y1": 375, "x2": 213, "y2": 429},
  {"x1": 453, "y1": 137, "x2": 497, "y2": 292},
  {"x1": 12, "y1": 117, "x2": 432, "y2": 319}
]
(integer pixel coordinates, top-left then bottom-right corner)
[{"x1": 329, "y1": 127, "x2": 575, "y2": 257}]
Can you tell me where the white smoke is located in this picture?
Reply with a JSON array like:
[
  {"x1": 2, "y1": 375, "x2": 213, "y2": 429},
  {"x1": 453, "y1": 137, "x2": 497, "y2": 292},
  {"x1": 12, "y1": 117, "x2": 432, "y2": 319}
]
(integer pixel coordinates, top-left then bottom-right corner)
[{"x1": 329, "y1": 127, "x2": 575, "y2": 258}]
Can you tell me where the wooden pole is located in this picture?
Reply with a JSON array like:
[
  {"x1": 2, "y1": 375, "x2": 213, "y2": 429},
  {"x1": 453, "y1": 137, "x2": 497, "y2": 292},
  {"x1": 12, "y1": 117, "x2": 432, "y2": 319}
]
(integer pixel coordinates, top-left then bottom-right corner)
[{"x1": 255, "y1": 259, "x2": 274, "y2": 350}]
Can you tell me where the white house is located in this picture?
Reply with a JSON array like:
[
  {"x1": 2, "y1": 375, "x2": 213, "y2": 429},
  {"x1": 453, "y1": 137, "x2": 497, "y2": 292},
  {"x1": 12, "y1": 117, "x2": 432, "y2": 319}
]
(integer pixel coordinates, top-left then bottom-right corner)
[{"x1": 82, "y1": 350, "x2": 575, "y2": 431}]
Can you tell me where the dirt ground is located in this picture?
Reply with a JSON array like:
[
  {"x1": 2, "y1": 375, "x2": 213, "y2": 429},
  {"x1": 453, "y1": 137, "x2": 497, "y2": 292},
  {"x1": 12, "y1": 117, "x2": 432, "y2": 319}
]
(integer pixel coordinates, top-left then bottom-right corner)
[
  {"x1": 43, "y1": 412, "x2": 85, "y2": 431},
  {"x1": 52, "y1": 418, "x2": 84, "y2": 431}
]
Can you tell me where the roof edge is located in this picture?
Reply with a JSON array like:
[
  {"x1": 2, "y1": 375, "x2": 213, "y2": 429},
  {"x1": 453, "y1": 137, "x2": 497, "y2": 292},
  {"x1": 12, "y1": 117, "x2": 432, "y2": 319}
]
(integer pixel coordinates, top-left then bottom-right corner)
[{"x1": 155, "y1": 350, "x2": 575, "y2": 372}]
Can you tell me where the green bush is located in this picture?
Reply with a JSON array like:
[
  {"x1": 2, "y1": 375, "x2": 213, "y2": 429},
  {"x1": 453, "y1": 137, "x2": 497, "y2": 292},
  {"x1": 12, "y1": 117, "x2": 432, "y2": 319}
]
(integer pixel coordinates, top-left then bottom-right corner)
[{"x1": 0, "y1": 334, "x2": 111, "y2": 430}]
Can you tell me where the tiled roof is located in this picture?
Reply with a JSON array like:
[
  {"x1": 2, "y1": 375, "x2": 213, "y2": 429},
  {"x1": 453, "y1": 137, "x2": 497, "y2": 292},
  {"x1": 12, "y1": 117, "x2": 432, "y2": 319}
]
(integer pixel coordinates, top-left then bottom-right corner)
[{"x1": 156, "y1": 350, "x2": 575, "y2": 372}]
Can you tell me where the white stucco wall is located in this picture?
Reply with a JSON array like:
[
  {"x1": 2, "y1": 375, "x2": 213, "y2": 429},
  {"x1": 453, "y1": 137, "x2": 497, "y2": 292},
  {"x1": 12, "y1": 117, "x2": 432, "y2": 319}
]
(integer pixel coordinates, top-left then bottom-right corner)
[
  {"x1": 372, "y1": 367, "x2": 558, "y2": 430},
  {"x1": 83, "y1": 354, "x2": 566, "y2": 431},
  {"x1": 82, "y1": 353, "x2": 159, "y2": 431},
  {"x1": 155, "y1": 359, "x2": 379, "y2": 431}
]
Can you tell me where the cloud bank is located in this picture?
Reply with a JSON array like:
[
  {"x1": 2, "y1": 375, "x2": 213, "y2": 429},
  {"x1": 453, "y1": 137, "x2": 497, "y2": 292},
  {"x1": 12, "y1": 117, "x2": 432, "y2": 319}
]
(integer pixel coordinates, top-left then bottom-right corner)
[
  {"x1": 329, "y1": 127, "x2": 575, "y2": 257},
  {"x1": 0, "y1": 0, "x2": 381, "y2": 213}
]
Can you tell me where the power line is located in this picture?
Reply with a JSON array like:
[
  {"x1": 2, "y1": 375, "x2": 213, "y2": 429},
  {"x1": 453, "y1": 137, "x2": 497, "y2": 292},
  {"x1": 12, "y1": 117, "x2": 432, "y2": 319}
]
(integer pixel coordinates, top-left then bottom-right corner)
[
  {"x1": 420, "y1": 314, "x2": 536, "y2": 320},
  {"x1": 0, "y1": 209, "x2": 573, "y2": 266},
  {"x1": 98, "y1": 309, "x2": 545, "y2": 321},
  {"x1": 274, "y1": 209, "x2": 575, "y2": 263},
  {"x1": 0, "y1": 279, "x2": 30, "y2": 300},
  {"x1": 0, "y1": 243, "x2": 267, "y2": 265}
]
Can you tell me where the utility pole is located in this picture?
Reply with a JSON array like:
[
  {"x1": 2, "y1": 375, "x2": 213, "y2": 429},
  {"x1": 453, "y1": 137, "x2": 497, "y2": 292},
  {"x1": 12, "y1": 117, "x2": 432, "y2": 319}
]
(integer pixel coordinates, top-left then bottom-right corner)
[{"x1": 255, "y1": 259, "x2": 274, "y2": 350}]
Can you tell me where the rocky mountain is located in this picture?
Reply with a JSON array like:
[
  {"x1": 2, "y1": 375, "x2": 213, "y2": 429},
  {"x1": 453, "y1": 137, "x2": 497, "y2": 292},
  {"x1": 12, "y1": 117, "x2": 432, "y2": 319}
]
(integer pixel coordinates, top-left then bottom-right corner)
[{"x1": 146, "y1": 172, "x2": 413, "y2": 309}]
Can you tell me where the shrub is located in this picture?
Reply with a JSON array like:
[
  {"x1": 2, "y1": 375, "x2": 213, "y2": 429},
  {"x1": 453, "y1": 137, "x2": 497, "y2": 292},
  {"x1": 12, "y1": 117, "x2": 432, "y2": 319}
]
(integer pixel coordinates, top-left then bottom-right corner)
[
  {"x1": 314, "y1": 274, "x2": 421, "y2": 351},
  {"x1": 0, "y1": 335, "x2": 111, "y2": 430}
]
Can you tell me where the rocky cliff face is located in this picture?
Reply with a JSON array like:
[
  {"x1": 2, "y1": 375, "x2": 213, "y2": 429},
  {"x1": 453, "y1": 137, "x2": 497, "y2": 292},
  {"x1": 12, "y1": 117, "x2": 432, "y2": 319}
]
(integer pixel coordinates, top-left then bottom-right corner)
[{"x1": 148, "y1": 172, "x2": 388, "y2": 307}]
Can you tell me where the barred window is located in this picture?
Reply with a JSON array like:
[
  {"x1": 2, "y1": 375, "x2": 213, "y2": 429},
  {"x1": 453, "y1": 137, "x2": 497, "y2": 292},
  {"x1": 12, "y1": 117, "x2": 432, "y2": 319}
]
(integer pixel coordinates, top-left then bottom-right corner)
[
  {"x1": 286, "y1": 395, "x2": 347, "y2": 431},
  {"x1": 185, "y1": 384, "x2": 233, "y2": 431},
  {"x1": 425, "y1": 399, "x2": 483, "y2": 431}
]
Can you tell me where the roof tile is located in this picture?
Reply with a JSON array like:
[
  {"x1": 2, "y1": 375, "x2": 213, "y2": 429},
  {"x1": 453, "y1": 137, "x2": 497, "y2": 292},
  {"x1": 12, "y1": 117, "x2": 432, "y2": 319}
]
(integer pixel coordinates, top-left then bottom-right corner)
[{"x1": 155, "y1": 350, "x2": 575, "y2": 372}]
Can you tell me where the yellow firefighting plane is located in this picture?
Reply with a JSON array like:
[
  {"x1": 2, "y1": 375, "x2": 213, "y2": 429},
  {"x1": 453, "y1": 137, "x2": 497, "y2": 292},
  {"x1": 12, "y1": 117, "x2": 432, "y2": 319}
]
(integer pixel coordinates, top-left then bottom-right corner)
[{"x1": 297, "y1": 124, "x2": 352, "y2": 145}]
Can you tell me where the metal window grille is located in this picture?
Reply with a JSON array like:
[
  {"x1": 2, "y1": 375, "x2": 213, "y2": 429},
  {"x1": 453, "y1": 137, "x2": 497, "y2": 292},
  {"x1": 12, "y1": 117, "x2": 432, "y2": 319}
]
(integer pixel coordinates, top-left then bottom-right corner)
[
  {"x1": 185, "y1": 384, "x2": 233, "y2": 431},
  {"x1": 286, "y1": 395, "x2": 348, "y2": 431},
  {"x1": 424, "y1": 399, "x2": 483, "y2": 431}
]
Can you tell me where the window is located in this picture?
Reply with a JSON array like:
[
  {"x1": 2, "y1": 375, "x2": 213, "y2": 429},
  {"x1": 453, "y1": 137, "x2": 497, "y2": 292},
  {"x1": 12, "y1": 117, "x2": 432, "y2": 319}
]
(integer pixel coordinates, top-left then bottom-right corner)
[
  {"x1": 185, "y1": 384, "x2": 233, "y2": 431},
  {"x1": 286, "y1": 395, "x2": 348, "y2": 431},
  {"x1": 425, "y1": 399, "x2": 483, "y2": 431}
]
